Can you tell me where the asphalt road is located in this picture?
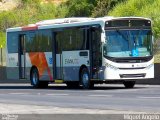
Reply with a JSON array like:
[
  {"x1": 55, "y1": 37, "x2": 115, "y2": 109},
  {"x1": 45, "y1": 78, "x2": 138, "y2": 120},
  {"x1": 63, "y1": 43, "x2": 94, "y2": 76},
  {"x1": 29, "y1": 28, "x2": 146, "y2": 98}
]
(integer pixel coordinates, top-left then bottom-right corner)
[{"x1": 0, "y1": 83, "x2": 160, "y2": 120}]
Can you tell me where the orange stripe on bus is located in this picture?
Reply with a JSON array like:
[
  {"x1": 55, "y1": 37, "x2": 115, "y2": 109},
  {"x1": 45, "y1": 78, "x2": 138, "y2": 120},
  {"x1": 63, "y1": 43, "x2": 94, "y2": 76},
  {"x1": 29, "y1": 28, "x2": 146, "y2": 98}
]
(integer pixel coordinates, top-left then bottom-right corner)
[
  {"x1": 22, "y1": 26, "x2": 38, "y2": 31},
  {"x1": 29, "y1": 52, "x2": 53, "y2": 81}
]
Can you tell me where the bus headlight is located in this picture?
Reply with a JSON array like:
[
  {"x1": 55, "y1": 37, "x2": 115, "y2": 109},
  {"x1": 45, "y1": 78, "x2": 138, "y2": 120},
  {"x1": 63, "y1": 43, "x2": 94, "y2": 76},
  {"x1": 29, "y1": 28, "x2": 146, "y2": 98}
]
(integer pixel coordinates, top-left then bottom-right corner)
[{"x1": 105, "y1": 63, "x2": 118, "y2": 70}]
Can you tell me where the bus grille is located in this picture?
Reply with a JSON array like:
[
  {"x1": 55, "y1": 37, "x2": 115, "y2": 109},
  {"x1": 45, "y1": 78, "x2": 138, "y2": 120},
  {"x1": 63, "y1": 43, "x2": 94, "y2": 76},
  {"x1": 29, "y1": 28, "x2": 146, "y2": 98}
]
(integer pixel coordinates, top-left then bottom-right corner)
[
  {"x1": 118, "y1": 67, "x2": 145, "y2": 70},
  {"x1": 120, "y1": 73, "x2": 146, "y2": 78}
]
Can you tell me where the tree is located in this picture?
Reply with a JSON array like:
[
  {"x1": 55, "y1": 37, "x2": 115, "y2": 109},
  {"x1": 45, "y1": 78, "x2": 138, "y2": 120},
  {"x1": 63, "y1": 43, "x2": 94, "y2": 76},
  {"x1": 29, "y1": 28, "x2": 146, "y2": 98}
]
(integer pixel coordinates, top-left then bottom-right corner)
[
  {"x1": 64, "y1": 0, "x2": 95, "y2": 17},
  {"x1": 92, "y1": 0, "x2": 126, "y2": 17}
]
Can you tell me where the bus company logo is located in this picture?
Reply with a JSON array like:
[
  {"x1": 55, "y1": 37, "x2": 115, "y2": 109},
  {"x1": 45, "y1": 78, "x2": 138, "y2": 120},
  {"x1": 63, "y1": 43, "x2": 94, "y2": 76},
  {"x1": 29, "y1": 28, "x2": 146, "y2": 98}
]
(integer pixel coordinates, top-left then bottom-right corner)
[
  {"x1": 49, "y1": 58, "x2": 53, "y2": 64},
  {"x1": 65, "y1": 59, "x2": 79, "y2": 65},
  {"x1": 9, "y1": 57, "x2": 15, "y2": 62}
]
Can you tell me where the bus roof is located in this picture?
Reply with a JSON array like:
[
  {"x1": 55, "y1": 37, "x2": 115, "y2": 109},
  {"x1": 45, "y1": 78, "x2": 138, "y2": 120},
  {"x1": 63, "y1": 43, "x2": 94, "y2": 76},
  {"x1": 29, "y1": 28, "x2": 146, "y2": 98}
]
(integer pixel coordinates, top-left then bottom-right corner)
[{"x1": 6, "y1": 16, "x2": 151, "y2": 32}]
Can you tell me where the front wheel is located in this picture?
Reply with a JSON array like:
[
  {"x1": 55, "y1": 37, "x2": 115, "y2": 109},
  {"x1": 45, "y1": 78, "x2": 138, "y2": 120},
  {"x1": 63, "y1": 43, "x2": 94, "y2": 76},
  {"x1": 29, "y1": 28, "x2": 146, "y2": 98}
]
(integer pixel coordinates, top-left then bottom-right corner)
[
  {"x1": 123, "y1": 81, "x2": 135, "y2": 88},
  {"x1": 80, "y1": 68, "x2": 92, "y2": 89}
]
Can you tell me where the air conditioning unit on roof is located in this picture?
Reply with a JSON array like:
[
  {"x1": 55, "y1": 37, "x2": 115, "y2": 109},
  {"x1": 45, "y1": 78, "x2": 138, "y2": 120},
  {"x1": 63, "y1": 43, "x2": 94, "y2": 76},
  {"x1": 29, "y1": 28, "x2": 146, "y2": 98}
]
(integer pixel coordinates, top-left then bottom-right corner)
[{"x1": 36, "y1": 17, "x2": 94, "y2": 26}]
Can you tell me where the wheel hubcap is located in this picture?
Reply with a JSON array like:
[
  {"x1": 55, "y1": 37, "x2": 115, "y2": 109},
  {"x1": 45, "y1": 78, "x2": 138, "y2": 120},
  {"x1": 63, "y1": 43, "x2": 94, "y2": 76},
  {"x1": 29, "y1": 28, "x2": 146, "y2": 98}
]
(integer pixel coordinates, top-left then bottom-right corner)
[
  {"x1": 82, "y1": 73, "x2": 89, "y2": 86},
  {"x1": 32, "y1": 72, "x2": 38, "y2": 85}
]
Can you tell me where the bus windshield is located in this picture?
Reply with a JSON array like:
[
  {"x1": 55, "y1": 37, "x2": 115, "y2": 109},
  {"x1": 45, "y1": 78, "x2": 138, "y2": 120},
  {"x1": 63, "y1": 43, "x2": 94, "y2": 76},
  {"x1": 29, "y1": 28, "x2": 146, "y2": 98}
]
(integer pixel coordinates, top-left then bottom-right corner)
[{"x1": 103, "y1": 29, "x2": 153, "y2": 58}]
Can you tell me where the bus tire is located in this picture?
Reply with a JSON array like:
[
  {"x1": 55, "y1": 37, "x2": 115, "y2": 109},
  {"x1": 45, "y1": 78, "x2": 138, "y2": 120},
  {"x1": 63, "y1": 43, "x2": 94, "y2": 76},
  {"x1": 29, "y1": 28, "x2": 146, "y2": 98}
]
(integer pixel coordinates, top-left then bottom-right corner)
[
  {"x1": 80, "y1": 68, "x2": 91, "y2": 89},
  {"x1": 123, "y1": 81, "x2": 135, "y2": 88},
  {"x1": 30, "y1": 68, "x2": 48, "y2": 88},
  {"x1": 30, "y1": 68, "x2": 40, "y2": 88}
]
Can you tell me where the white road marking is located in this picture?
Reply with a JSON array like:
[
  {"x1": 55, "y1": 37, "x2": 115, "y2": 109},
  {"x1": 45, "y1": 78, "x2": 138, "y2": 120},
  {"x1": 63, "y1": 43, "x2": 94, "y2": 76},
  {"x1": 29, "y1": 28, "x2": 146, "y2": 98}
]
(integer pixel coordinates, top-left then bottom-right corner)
[
  {"x1": 116, "y1": 89, "x2": 139, "y2": 92},
  {"x1": 46, "y1": 94, "x2": 69, "y2": 96},
  {"x1": 88, "y1": 94, "x2": 113, "y2": 97},
  {"x1": 138, "y1": 96, "x2": 160, "y2": 99},
  {"x1": 9, "y1": 93, "x2": 29, "y2": 95},
  {"x1": 93, "y1": 90, "x2": 106, "y2": 92}
]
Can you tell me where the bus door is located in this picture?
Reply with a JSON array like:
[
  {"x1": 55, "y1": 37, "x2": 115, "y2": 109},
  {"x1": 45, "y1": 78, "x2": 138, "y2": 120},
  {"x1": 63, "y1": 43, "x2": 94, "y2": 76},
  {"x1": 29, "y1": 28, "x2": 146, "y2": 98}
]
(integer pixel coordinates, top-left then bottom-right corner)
[
  {"x1": 89, "y1": 26, "x2": 102, "y2": 79},
  {"x1": 19, "y1": 34, "x2": 26, "y2": 79},
  {"x1": 53, "y1": 32, "x2": 63, "y2": 80}
]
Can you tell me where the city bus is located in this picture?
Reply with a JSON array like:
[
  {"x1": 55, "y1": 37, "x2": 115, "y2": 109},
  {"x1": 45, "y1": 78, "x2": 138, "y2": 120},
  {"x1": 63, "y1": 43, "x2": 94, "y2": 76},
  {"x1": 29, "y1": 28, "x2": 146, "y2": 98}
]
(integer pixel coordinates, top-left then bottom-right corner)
[{"x1": 6, "y1": 17, "x2": 154, "y2": 89}]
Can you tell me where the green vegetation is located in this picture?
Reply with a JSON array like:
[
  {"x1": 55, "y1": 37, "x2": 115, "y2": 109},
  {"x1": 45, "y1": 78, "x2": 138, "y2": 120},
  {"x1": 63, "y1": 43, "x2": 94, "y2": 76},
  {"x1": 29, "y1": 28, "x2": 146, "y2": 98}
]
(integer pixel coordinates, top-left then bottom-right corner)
[
  {"x1": 0, "y1": 0, "x2": 66, "y2": 47},
  {"x1": 62, "y1": 0, "x2": 125, "y2": 17},
  {"x1": 109, "y1": 0, "x2": 160, "y2": 39},
  {"x1": 0, "y1": 0, "x2": 160, "y2": 51},
  {"x1": 0, "y1": 0, "x2": 124, "y2": 47}
]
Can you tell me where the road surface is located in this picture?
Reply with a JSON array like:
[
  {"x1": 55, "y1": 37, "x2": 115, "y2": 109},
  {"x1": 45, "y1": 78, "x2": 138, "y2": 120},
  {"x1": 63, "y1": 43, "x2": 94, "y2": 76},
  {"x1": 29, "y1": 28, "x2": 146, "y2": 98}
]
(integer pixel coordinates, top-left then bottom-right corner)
[{"x1": 0, "y1": 84, "x2": 160, "y2": 120}]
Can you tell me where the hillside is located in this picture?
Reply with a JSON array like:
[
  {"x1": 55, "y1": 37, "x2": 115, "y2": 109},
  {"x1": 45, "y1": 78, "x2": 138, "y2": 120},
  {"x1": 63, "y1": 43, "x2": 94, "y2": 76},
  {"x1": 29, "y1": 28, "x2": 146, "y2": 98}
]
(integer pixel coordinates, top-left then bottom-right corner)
[
  {"x1": 0, "y1": 0, "x2": 63, "y2": 12},
  {"x1": 0, "y1": 0, "x2": 160, "y2": 53},
  {"x1": 0, "y1": 0, "x2": 20, "y2": 11},
  {"x1": 41, "y1": 0, "x2": 63, "y2": 4},
  {"x1": 0, "y1": 0, "x2": 65, "y2": 47}
]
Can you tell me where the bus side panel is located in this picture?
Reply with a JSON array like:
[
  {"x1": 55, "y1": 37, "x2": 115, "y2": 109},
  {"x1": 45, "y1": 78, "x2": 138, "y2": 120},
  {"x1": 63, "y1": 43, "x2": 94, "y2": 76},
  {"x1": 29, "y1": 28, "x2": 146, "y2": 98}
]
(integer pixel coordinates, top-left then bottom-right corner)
[
  {"x1": 62, "y1": 50, "x2": 89, "y2": 81},
  {"x1": 25, "y1": 53, "x2": 32, "y2": 80},
  {"x1": 41, "y1": 52, "x2": 53, "y2": 81},
  {"x1": 6, "y1": 32, "x2": 19, "y2": 80},
  {"x1": 6, "y1": 53, "x2": 19, "y2": 80}
]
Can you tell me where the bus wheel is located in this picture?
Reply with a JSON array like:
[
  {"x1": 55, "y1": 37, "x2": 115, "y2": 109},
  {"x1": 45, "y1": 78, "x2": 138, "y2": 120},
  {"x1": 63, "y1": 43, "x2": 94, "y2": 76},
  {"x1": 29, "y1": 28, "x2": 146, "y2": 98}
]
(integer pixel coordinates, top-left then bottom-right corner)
[
  {"x1": 31, "y1": 68, "x2": 40, "y2": 88},
  {"x1": 30, "y1": 68, "x2": 48, "y2": 88},
  {"x1": 80, "y1": 68, "x2": 91, "y2": 89},
  {"x1": 123, "y1": 81, "x2": 135, "y2": 88}
]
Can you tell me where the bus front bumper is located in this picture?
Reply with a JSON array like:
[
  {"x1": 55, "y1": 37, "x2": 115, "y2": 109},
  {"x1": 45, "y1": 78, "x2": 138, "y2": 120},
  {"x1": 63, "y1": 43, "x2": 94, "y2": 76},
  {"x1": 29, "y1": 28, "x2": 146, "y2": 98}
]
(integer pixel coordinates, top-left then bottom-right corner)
[{"x1": 98, "y1": 64, "x2": 154, "y2": 80}]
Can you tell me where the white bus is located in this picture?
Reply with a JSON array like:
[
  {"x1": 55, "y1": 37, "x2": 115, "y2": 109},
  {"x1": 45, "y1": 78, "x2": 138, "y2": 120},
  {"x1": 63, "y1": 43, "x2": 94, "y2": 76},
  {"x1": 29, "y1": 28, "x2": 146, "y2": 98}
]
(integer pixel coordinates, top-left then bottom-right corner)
[{"x1": 6, "y1": 17, "x2": 154, "y2": 89}]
